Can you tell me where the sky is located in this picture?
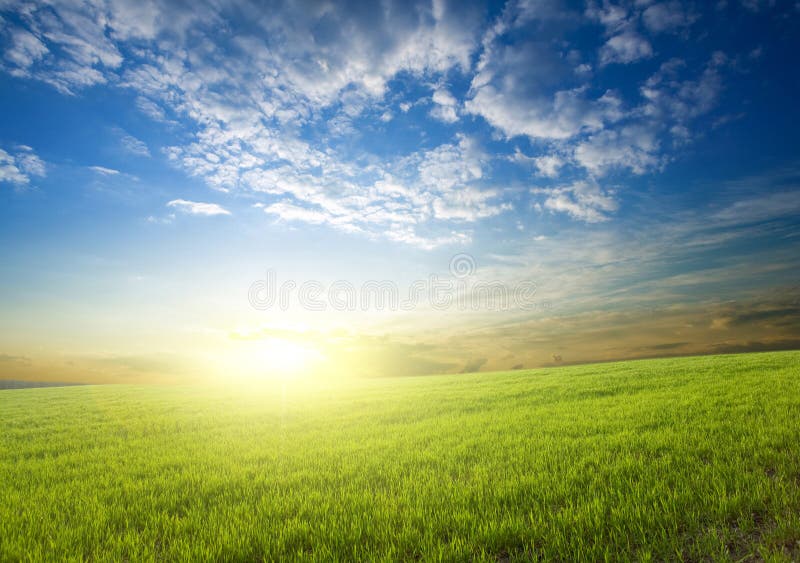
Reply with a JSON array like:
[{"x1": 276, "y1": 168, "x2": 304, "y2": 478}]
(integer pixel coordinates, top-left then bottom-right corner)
[{"x1": 1, "y1": 0, "x2": 799, "y2": 383}]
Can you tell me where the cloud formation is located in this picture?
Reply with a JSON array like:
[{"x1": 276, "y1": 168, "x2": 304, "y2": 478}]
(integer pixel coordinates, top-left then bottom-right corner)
[{"x1": 0, "y1": 0, "x2": 760, "y2": 234}]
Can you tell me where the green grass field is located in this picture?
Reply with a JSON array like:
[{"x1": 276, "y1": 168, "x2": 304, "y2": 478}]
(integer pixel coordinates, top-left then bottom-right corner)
[{"x1": 1, "y1": 352, "x2": 799, "y2": 561}]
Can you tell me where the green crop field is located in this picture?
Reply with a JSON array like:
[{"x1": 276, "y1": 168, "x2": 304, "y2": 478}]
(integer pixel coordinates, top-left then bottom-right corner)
[{"x1": 1, "y1": 351, "x2": 799, "y2": 562}]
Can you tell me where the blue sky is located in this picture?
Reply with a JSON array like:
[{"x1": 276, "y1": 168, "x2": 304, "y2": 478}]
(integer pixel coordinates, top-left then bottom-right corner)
[{"x1": 1, "y1": 0, "x2": 799, "y2": 381}]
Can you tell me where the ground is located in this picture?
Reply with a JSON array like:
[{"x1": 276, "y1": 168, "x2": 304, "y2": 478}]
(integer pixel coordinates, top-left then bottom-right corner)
[{"x1": 1, "y1": 351, "x2": 799, "y2": 561}]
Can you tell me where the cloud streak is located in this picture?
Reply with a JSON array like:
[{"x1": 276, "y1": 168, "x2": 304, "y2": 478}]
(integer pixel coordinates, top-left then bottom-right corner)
[{"x1": 167, "y1": 199, "x2": 231, "y2": 216}]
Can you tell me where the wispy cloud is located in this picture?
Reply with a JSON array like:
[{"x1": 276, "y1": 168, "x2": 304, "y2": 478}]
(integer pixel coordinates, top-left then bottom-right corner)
[
  {"x1": 536, "y1": 180, "x2": 618, "y2": 223},
  {"x1": 642, "y1": 1, "x2": 699, "y2": 34},
  {"x1": 0, "y1": 353, "x2": 31, "y2": 365},
  {"x1": 88, "y1": 165, "x2": 120, "y2": 176},
  {"x1": 167, "y1": 199, "x2": 231, "y2": 216},
  {"x1": 115, "y1": 130, "x2": 150, "y2": 157}
]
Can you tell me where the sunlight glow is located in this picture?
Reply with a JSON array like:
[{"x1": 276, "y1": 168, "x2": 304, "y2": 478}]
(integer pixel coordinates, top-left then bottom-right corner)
[{"x1": 225, "y1": 338, "x2": 324, "y2": 381}]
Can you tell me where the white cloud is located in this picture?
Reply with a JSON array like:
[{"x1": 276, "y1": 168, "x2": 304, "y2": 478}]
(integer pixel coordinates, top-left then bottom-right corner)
[
  {"x1": 417, "y1": 138, "x2": 483, "y2": 191},
  {"x1": 713, "y1": 191, "x2": 800, "y2": 225},
  {"x1": 89, "y1": 165, "x2": 120, "y2": 175},
  {"x1": 585, "y1": 1, "x2": 633, "y2": 35},
  {"x1": 0, "y1": 0, "x2": 734, "y2": 235},
  {"x1": 0, "y1": 145, "x2": 46, "y2": 186},
  {"x1": 2, "y1": 0, "x2": 483, "y2": 104},
  {"x1": 467, "y1": 81, "x2": 624, "y2": 141},
  {"x1": 600, "y1": 32, "x2": 653, "y2": 66},
  {"x1": 135, "y1": 96, "x2": 168, "y2": 122},
  {"x1": 112, "y1": 0, "x2": 491, "y2": 246},
  {"x1": 261, "y1": 201, "x2": 333, "y2": 225},
  {"x1": 16, "y1": 146, "x2": 46, "y2": 177},
  {"x1": 432, "y1": 88, "x2": 457, "y2": 107},
  {"x1": 509, "y1": 148, "x2": 536, "y2": 165},
  {"x1": 146, "y1": 213, "x2": 175, "y2": 224},
  {"x1": 640, "y1": 54, "x2": 726, "y2": 124},
  {"x1": 511, "y1": 149, "x2": 566, "y2": 178},
  {"x1": 416, "y1": 135, "x2": 510, "y2": 221},
  {"x1": 536, "y1": 180, "x2": 618, "y2": 223},
  {"x1": 0, "y1": 2, "x2": 125, "y2": 93},
  {"x1": 429, "y1": 105, "x2": 458, "y2": 124},
  {"x1": 0, "y1": 150, "x2": 30, "y2": 185},
  {"x1": 465, "y1": 10, "x2": 629, "y2": 142},
  {"x1": 167, "y1": 199, "x2": 231, "y2": 216},
  {"x1": 118, "y1": 131, "x2": 150, "y2": 157},
  {"x1": 430, "y1": 88, "x2": 459, "y2": 123},
  {"x1": 642, "y1": 2, "x2": 698, "y2": 33},
  {"x1": 226, "y1": 0, "x2": 482, "y2": 112},
  {"x1": 533, "y1": 155, "x2": 565, "y2": 178},
  {"x1": 240, "y1": 133, "x2": 507, "y2": 241},
  {"x1": 383, "y1": 228, "x2": 470, "y2": 250},
  {"x1": 738, "y1": 0, "x2": 773, "y2": 12},
  {"x1": 4, "y1": 28, "x2": 48, "y2": 67},
  {"x1": 574, "y1": 124, "x2": 661, "y2": 175},
  {"x1": 105, "y1": 0, "x2": 162, "y2": 41}
]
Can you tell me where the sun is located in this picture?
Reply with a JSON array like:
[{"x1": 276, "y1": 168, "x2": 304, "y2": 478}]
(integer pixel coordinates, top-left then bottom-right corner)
[
  {"x1": 259, "y1": 338, "x2": 321, "y2": 375},
  {"x1": 224, "y1": 337, "x2": 324, "y2": 381}
]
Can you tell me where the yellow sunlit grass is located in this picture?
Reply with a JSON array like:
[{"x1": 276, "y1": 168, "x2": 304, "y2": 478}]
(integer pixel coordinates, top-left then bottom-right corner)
[{"x1": 3, "y1": 352, "x2": 800, "y2": 560}]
